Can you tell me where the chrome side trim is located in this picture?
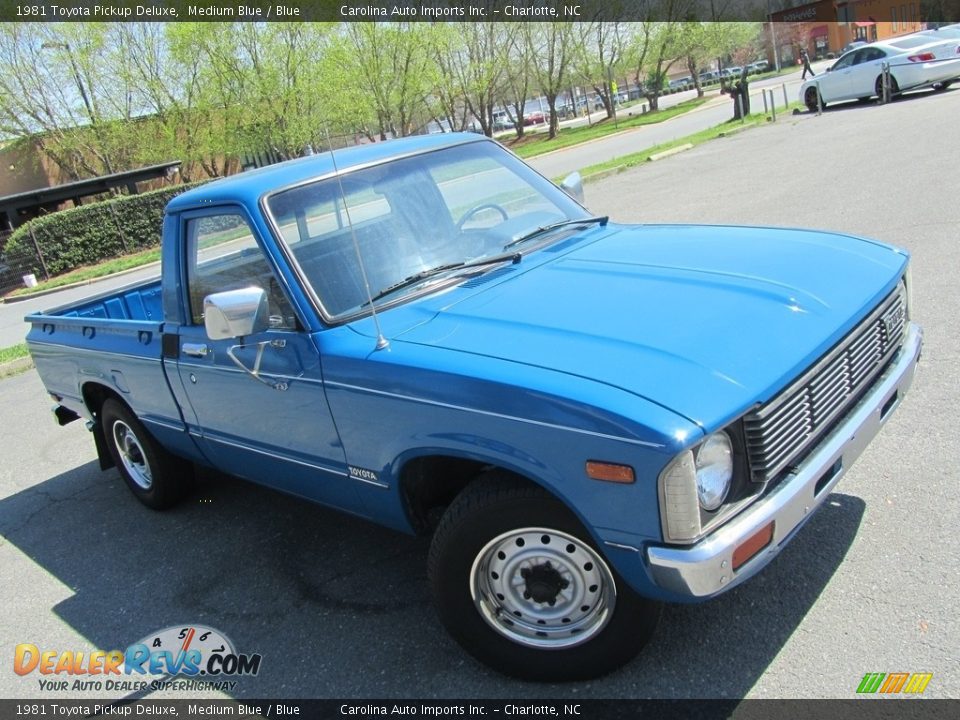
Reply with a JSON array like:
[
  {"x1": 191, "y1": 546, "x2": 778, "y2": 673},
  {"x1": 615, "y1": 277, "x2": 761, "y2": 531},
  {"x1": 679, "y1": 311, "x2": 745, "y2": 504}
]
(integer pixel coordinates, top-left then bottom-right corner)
[
  {"x1": 646, "y1": 322, "x2": 921, "y2": 598},
  {"x1": 324, "y1": 380, "x2": 666, "y2": 449},
  {"x1": 141, "y1": 417, "x2": 188, "y2": 433},
  {"x1": 194, "y1": 433, "x2": 349, "y2": 478},
  {"x1": 604, "y1": 541, "x2": 640, "y2": 553}
]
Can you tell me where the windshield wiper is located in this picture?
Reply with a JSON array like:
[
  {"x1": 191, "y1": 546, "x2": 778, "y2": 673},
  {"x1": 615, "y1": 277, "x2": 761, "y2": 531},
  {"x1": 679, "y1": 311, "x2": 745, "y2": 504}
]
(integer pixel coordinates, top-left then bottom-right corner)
[
  {"x1": 503, "y1": 215, "x2": 608, "y2": 251},
  {"x1": 365, "y1": 252, "x2": 522, "y2": 306}
]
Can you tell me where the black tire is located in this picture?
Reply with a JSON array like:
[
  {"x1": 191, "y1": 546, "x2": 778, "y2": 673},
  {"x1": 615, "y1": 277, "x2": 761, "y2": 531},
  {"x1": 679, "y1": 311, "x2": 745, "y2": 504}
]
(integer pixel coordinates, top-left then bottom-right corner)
[
  {"x1": 428, "y1": 473, "x2": 661, "y2": 681},
  {"x1": 875, "y1": 74, "x2": 900, "y2": 100},
  {"x1": 804, "y1": 87, "x2": 823, "y2": 112},
  {"x1": 933, "y1": 80, "x2": 953, "y2": 92},
  {"x1": 101, "y1": 398, "x2": 191, "y2": 510}
]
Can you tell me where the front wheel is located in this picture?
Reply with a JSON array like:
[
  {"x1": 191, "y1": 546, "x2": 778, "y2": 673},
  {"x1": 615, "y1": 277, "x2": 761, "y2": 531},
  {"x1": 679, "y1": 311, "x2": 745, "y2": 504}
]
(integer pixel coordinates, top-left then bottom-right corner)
[
  {"x1": 101, "y1": 398, "x2": 191, "y2": 510},
  {"x1": 428, "y1": 474, "x2": 661, "y2": 681},
  {"x1": 804, "y1": 86, "x2": 823, "y2": 112},
  {"x1": 875, "y1": 74, "x2": 900, "y2": 100}
]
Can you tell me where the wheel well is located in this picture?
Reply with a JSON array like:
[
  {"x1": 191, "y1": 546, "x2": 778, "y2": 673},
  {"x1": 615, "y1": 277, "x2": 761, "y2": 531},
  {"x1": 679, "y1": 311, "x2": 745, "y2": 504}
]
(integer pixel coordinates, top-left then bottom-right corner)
[
  {"x1": 81, "y1": 382, "x2": 127, "y2": 470},
  {"x1": 400, "y1": 456, "x2": 541, "y2": 535},
  {"x1": 82, "y1": 382, "x2": 125, "y2": 421}
]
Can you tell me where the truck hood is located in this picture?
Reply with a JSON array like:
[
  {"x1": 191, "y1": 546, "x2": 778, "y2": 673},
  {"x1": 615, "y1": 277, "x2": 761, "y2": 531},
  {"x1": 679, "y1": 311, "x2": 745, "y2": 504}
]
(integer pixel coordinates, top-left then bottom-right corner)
[{"x1": 391, "y1": 224, "x2": 907, "y2": 429}]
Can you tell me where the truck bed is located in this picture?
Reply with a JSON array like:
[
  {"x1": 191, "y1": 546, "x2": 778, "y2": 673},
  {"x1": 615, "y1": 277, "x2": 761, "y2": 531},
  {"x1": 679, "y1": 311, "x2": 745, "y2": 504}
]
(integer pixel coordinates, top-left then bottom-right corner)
[
  {"x1": 24, "y1": 276, "x2": 183, "y2": 434},
  {"x1": 47, "y1": 277, "x2": 164, "y2": 322}
]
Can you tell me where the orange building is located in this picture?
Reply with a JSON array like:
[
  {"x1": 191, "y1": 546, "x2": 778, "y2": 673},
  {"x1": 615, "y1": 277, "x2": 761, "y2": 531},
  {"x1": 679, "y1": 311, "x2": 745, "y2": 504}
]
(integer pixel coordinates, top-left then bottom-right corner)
[{"x1": 768, "y1": 1, "x2": 924, "y2": 64}]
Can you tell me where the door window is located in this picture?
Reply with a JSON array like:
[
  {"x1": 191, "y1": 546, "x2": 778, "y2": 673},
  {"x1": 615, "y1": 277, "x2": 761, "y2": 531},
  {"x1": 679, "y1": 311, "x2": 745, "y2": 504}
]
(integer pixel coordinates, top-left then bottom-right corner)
[
  {"x1": 858, "y1": 48, "x2": 887, "y2": 63},
  {"x1": 831, "y1": 53, "x2": 856, "y2": 71},
  {"x1": 185, "y1": 212, "x2": 297, "y2": 329}
]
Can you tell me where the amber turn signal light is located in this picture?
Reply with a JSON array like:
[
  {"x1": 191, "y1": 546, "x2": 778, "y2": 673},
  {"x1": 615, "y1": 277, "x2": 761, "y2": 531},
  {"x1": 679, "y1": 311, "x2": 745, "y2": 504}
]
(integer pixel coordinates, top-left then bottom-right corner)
[
  {"x1": 585, "y1": 461, "x2": 635, "y2": 483},
  {"x1": 732, "y1": 521, "x2": 775, "y2": 571}
]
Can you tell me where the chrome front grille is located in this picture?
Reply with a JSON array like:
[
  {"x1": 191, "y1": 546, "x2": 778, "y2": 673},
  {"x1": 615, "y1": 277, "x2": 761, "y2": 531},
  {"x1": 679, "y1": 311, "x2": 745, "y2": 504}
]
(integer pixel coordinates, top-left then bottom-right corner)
[{"x1": 744, "y1": 283, "x2": 907, "y2": 482}]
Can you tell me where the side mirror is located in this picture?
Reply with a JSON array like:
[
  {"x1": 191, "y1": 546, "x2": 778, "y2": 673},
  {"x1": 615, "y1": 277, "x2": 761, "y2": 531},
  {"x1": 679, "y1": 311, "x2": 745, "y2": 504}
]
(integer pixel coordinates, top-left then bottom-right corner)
[
  {"x1": 203, "y1": 287, "x2": 269, "y2": 340},
  {"x1": 559, "y1": 172, "x2": 585, "y2": 204}
]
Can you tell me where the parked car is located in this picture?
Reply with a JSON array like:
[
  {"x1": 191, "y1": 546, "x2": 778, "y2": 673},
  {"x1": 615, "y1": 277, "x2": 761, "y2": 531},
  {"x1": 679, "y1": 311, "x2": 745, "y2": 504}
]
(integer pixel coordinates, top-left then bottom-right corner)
[
  {"x1": 24, "y1": 133, "x2": 922, "y2": 681},
  {"x1": 800, "y1": 35, "x2": 960, "y2": 111},
  {"x1": 522, "y1": 111, "x2": 545, "y2": 126},
  {"x1": 668, "y1": 76, "x2": 693, "y2": 90},
  {"x1": 492, "y1": 111, "x2": 512, "y2": 132},
  {"x1": 747, "y1": 60, "x2": 770, "y2": 74},
  {"x1": 698, "y1": 70, "x2": 719, "y2": 84},
  {"x1": 722, "y1": 66, "x2": 744, "y2": 80},
  {"x1": 841, "y1": 40, "x2": 868, "y2": 55}
]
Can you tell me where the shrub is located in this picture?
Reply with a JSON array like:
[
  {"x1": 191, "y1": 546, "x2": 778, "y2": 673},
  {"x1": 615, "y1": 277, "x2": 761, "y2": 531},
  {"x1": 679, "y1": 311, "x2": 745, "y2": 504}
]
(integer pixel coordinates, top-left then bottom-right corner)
[{"x1": 3, "y1": 180, "x2": 207, "y2": 279}]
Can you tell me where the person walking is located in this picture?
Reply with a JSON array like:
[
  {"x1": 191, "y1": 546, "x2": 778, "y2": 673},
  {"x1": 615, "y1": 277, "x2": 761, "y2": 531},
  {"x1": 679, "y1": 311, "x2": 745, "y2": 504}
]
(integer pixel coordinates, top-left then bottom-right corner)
[{"x1": 800, "y1": 47, "x2": 816, "y2": 79}]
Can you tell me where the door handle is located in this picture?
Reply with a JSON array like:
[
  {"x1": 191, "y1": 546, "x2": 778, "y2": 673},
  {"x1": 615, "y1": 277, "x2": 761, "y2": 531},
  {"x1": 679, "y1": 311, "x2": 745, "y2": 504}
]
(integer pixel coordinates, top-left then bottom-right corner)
[{"x1": 182, "y1": 343, "x2": 209, "y2": 358}]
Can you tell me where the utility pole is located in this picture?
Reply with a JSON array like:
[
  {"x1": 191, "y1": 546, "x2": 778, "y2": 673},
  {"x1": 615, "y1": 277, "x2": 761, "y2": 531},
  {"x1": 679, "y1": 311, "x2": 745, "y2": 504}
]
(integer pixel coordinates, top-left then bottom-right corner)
[{"x1": 767, "y1": 1, "x2": 782, "y2": 72}]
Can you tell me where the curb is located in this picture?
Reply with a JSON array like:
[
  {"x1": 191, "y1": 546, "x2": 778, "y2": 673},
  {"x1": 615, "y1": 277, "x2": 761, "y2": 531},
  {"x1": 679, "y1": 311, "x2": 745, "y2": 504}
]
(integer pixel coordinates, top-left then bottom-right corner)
[
  {"x1": 2, "y1": 260, "x2": 162, "y2": 305},
  {"x1": 648, "y1": 143, "x2": 695, "y2": 162},
  {"x1": 717, "y1": 125, "x2": 753, "y2": 137},
  {"x1": 0, "y1": 356, "x2": 34, "y2": 379}
]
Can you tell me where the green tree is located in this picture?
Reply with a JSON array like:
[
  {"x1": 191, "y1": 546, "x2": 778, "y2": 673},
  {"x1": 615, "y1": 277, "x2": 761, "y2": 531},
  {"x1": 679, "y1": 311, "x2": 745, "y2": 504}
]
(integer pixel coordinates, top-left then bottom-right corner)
[
  {"x1": 498, "y1": 25, "x2": 534, "y2": 139},
  {"x1": 524, "y1": 22, "x2": 577, "y2": 139},
  {"x1": 573, "y1": 21, "x2": 631, "y2": 120},
  {"x1": 434, "y1": 22, "x2": 509, "y2": 137},
  {"x1": 339, "y1": 23, "x2": 439, "y2": 140},
  {"x1": 0, "y1": 23, "x2": 144, "y2": 179}
]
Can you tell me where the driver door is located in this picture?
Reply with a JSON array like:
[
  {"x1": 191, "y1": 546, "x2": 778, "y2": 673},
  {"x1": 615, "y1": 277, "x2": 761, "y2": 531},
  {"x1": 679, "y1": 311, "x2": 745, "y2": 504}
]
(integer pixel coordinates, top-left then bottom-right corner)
[
  {"x1": 170, "y1": 208, "x2": 360, "y2": 513},
  {"x1": 822, "y1": 52, "x2": 857, "y2": 101}
]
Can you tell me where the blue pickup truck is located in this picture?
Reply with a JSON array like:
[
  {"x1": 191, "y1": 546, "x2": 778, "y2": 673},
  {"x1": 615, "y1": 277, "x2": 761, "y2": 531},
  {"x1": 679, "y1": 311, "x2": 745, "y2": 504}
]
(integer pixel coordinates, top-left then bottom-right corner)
[{"x1": 26, "y1": 134, "x2": 921, "y2": 681}]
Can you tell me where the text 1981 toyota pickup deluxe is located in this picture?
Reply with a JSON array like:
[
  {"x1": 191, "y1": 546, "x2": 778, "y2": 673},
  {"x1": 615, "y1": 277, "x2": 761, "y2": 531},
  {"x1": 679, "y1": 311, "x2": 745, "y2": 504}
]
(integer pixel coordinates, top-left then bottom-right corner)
[{"x1": 26, "y1": 134, "x2": 922, "y2": 680}]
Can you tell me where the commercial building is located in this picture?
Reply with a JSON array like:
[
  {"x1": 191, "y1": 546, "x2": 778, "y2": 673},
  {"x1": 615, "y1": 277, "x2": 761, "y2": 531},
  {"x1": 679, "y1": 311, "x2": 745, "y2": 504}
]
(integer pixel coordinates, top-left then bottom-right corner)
[{"x1": 768, "y1": 1, "x2": 924, "y2": 63}]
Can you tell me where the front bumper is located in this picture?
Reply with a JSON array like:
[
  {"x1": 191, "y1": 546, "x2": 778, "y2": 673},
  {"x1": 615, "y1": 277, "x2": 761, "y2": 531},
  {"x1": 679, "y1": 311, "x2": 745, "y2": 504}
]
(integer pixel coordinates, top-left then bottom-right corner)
[{"x1": 646, "y1": 322, "x2": 922, "y2": 598}]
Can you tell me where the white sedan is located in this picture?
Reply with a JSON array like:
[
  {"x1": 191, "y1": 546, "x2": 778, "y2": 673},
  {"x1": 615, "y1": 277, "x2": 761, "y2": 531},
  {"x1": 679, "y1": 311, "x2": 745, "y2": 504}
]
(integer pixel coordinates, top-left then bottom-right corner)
[{"x1": 800, "y1": 34, "x2": 960, "y2": 111}]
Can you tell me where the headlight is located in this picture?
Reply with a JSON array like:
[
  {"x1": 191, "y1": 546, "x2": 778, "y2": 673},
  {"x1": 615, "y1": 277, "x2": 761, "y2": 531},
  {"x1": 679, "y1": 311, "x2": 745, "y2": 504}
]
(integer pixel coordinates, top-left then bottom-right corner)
[
  {"x1": 694, "y1": 432, "x2": 733, "y2": 511},
  {"x1": 659, "y1": 429, "x2": 740, "y2": 543}
]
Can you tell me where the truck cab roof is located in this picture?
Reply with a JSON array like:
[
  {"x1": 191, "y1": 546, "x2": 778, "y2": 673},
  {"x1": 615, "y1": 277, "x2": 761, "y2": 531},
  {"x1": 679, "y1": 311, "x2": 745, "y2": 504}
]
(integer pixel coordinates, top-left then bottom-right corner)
[{"x1": 166, "y1": 133, "x2": 486, "y2": 214}]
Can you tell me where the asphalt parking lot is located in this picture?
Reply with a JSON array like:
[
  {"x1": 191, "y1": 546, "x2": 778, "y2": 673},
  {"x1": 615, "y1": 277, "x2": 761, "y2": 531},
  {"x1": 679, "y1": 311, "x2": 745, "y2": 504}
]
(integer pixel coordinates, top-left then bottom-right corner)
[{"x1": 2, "y1": 87, "x2": 958, "y2": 701}]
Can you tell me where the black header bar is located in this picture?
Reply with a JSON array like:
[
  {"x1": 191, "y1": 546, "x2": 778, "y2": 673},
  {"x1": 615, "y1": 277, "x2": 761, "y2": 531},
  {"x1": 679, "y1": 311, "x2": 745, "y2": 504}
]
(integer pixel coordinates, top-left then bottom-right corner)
[
  {"x1": 2, "y1": 699, "x2": 958, "y2": 720},
  {"x1": 4, "y1": 1, "x2": 799, "y2": 24}
]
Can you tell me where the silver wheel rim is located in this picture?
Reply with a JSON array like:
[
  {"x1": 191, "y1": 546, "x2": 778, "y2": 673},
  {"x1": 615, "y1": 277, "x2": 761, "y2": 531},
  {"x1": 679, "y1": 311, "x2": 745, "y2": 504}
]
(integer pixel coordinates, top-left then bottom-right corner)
[
  {"x1": 470, "y1": 527, "x2": 616, "y2": 649},
  {"x1": 112, "y1": 420, "x2": 152, "y2": 490}
]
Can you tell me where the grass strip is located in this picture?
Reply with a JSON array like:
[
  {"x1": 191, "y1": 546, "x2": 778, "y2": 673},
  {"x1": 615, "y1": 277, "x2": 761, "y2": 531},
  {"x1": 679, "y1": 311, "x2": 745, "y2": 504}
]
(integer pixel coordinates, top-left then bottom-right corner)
[
  {"x1": 508, "y1": 98, "x2": 710, "y2": 159},
  {"x1": 577, "y1": 103, "x2": 803, "y2": 180},
  {"x1": 0, "y1": 343, "x2": 29, "y2": 364}
]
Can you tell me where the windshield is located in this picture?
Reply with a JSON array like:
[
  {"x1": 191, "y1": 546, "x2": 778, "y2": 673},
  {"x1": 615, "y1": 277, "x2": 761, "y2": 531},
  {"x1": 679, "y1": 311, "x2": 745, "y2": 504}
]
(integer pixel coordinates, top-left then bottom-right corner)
[{"x1": 265, "y1": 140, "x2": 587, "y2": 319}]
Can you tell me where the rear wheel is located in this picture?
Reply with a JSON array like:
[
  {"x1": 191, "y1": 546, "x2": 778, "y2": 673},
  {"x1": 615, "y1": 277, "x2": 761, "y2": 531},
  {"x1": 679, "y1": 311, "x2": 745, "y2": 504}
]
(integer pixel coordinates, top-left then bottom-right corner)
[
  {"x1": 428, "y1": 473, "x2": 661, "y2": 681},
  {"x1": 804, "y1": 86, "x2": 823, "y2": 112},
  {"x1": 101, "y1": 398, "x2": 191, "y2": 510},
  {"x1": 933, "y1": 80, "x2": 953, "y2": 92}
]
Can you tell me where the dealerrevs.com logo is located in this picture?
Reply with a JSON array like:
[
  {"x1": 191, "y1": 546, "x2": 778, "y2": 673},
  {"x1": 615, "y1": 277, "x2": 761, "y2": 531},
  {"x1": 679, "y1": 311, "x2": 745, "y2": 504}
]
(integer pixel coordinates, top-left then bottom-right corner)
[{"x1": 14, "y1": 625, "x2": 262, "y2": 693}]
